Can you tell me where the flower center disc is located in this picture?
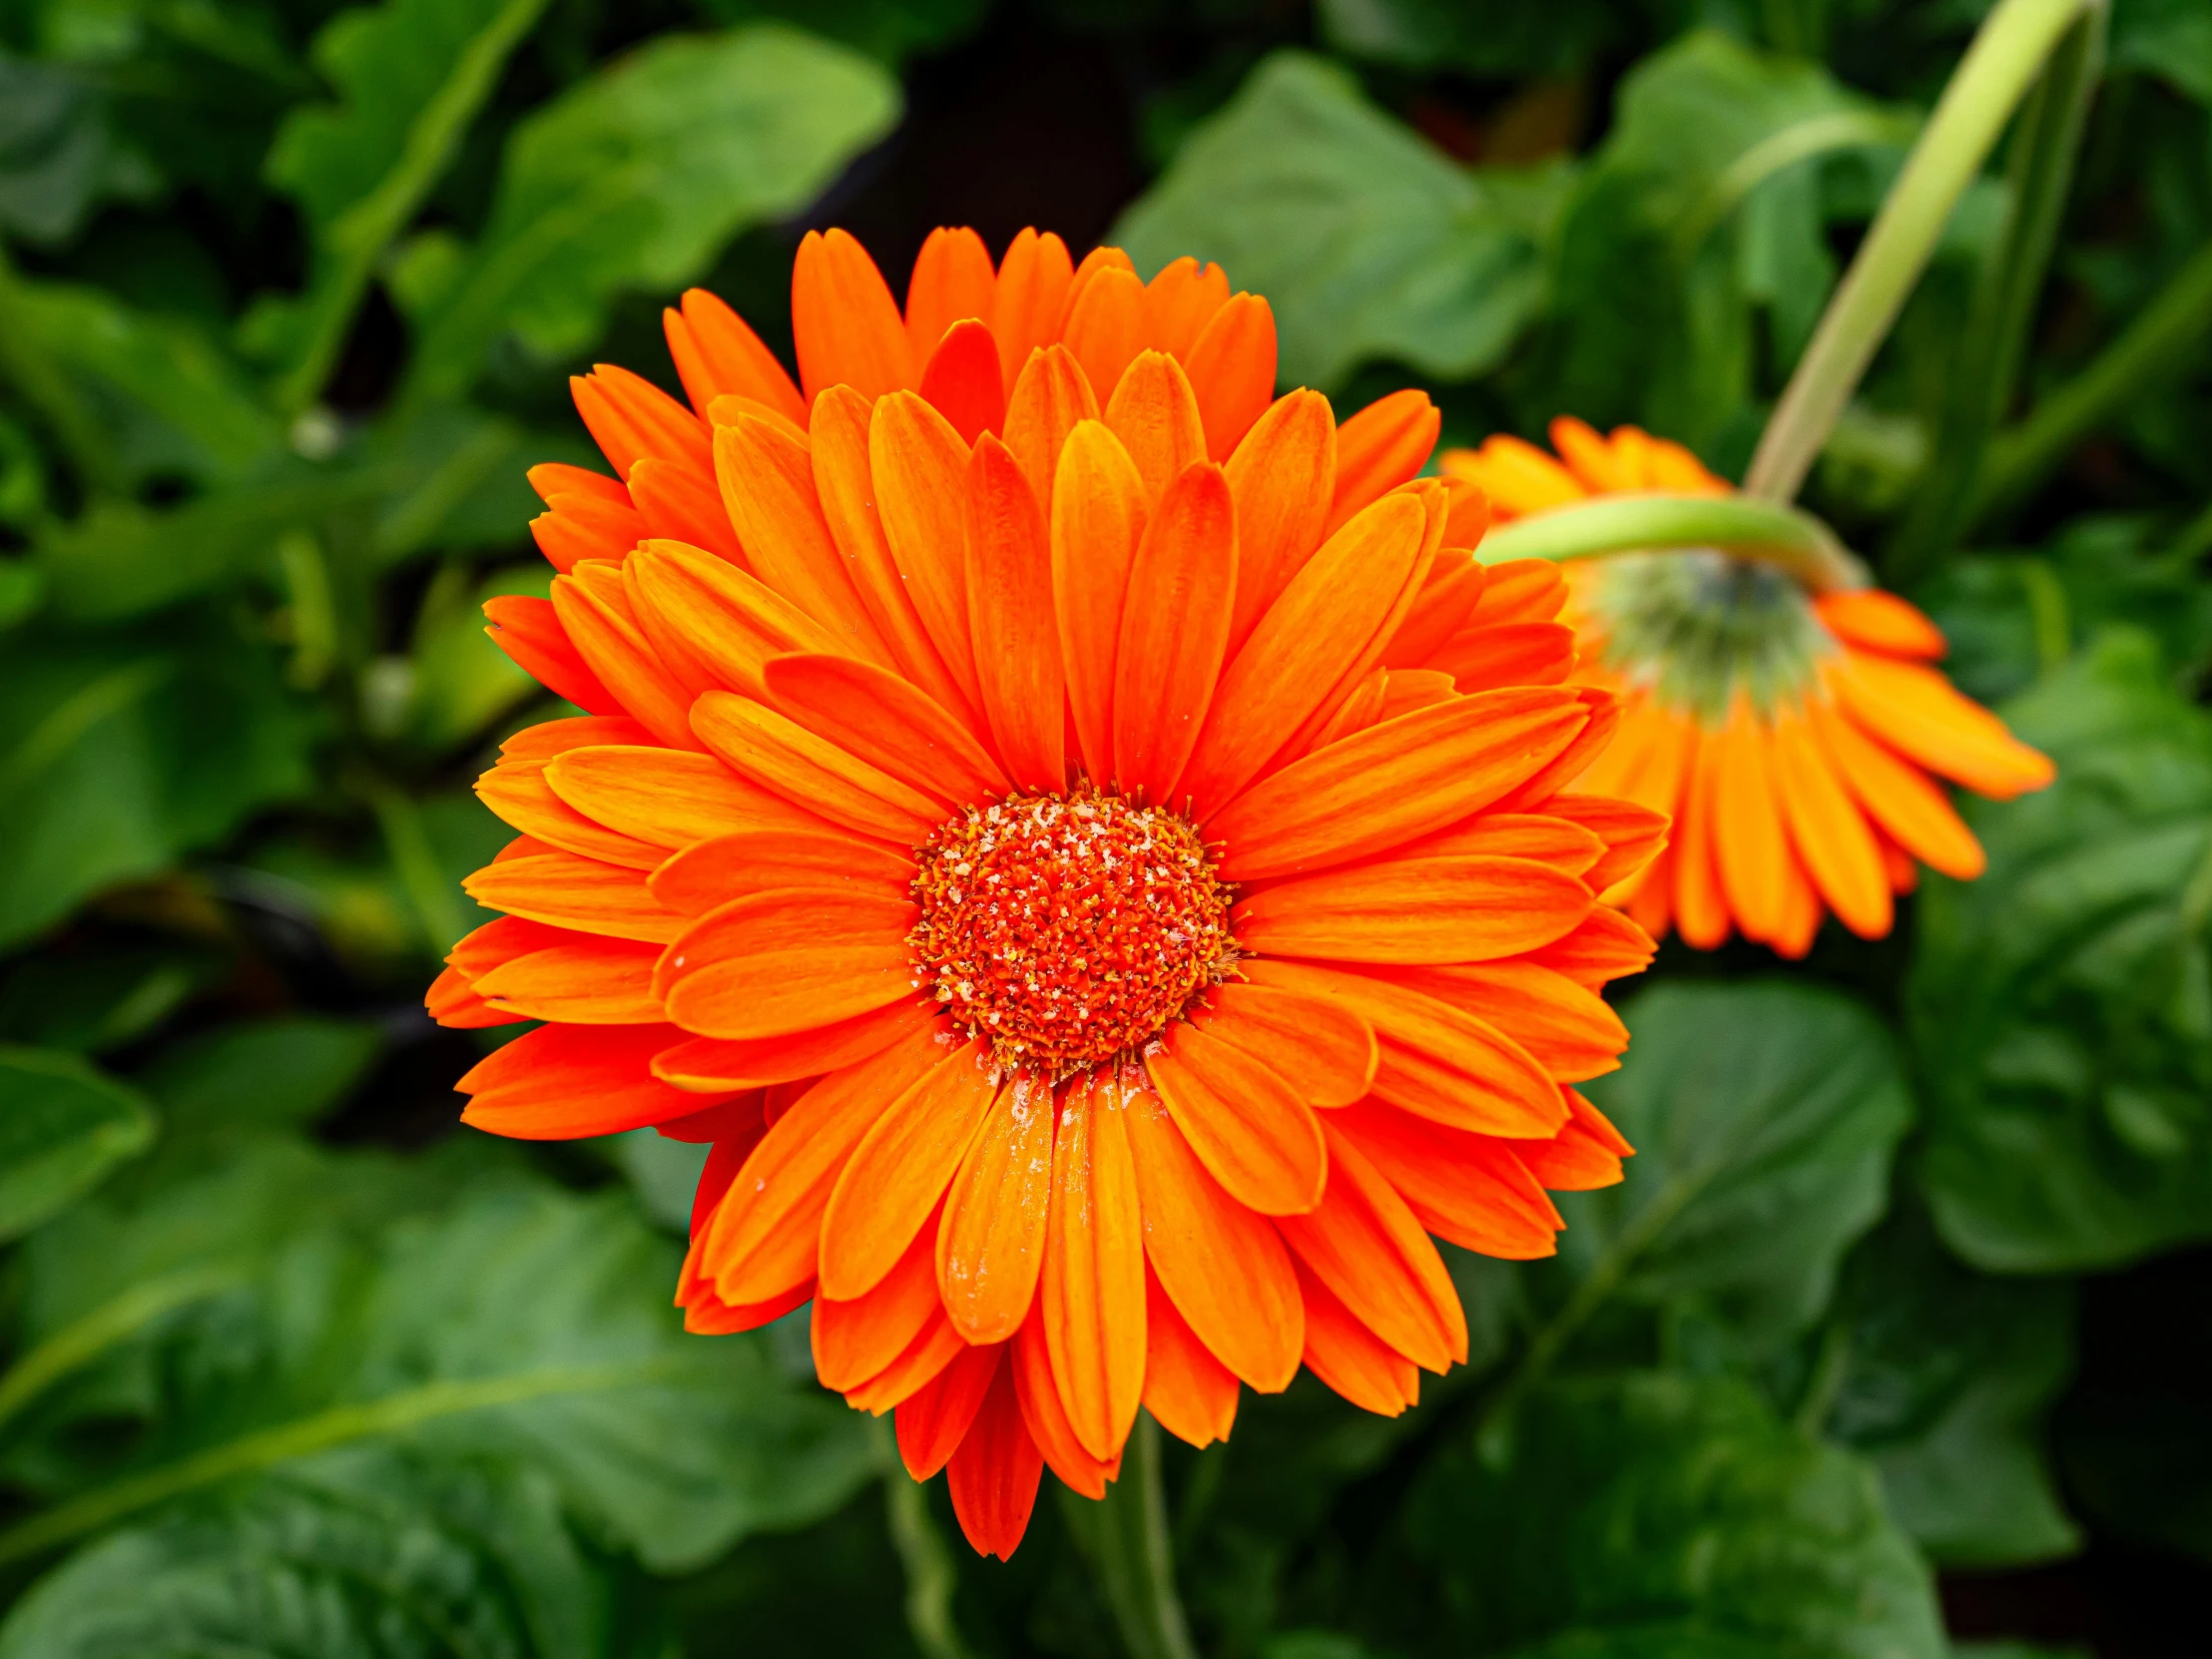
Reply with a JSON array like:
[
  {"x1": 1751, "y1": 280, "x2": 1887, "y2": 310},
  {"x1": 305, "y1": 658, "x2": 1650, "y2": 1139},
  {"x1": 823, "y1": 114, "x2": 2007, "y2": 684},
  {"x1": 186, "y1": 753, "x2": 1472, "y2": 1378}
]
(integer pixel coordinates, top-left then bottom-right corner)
[{"x1": 907, "y1": 792, "x2": 1237, "y2": 1077}]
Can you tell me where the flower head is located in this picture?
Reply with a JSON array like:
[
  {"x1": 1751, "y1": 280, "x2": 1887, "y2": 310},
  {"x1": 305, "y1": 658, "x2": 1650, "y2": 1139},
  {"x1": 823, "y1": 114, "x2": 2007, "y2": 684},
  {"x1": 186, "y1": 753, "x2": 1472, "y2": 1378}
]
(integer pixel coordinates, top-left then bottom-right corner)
[
  {"x1": 1441, "y1": 417, "x2": 2054, "y2": 957},
  {"x1": 433, "y1": 229, "x2": 1659, "y2": 1558}
]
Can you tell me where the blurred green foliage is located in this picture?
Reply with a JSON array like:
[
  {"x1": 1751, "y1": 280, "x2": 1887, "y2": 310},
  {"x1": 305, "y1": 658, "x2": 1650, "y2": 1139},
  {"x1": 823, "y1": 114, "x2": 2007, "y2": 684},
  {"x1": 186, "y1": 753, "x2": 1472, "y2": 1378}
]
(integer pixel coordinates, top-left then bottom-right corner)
[{"x1": 0, "y1": 0, "x2": 2206, "y2": 1653}]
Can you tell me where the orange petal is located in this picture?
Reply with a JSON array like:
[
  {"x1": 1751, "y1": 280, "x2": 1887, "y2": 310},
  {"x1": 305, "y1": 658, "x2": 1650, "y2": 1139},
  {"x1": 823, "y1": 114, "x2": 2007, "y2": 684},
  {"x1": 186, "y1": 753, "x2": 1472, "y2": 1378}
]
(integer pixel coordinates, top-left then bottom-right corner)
[
  {"x1": 458, "y1": 1022, "x2": 715, "y2": 1139},
  {"x1": 649, "y1": 826, "x2": 912, "y2": 915},
  {"x1": 499, "y1": 714, "x2": 656, "y2": 766},
  {"x1": 690, "y1": 691, "x2": 943, "y2": 842},
  {"x1": 1808, "y1": 695, "x2": 1986, "y2": 879},
  {"x1": 572, "y1": 365, "x2": 710, "y2": 477},
  {"x1": 1816, "y1": 589, "x2": 1946, "y2": 660},
  {"x1": 1826, "y1": 652, "x2": 2054, "y2": 799},
  {"x1": 1206, "y1": 688, "x2": 1592, "y2": 880},
  {"x1": 810, "y1": 384, "x2": 971, "y2": 718},
  {"x1": 793, "y1": 228, "x2": 913, "y2": 402},
  {"x1": 1540, "y1": 793, "x2": 1670, "y2": 894},
  {"x1": 938, "y1": 1077, "x2": 1057, "y2": 1344},
  {"x1": 871, "y1": 390, "x2": 983, "y2": 710},
  {"x1": 475, "y1": 761, "x2": 663, "y2": 869},
  {"x1": 1147, "y1": 1023, "x2": 1328, "y2": 1216},
  {"x1": 1195, "y1": 982, "x2": 1376, "y2": 1107},
  {"x1": 1708, "y1": 699, "x2": 1790, "y2": 943},
  {"x1": 966, "y1": 432, "x2": 1067, "y2": 791},
  {"x1": 1430, "y1": 621, "x2": 1578, "y2": 694},
  {"x1": 531, "y1": 488, "x2": 643, "y2": 573},
  {"x1": 426, "y1": 963, "x2": 523, "y2": 1029},
  {"x1": 624, "y1": 539, "x2": 837, "y2": 698},
  {"x1": 1112, "y1": 460, "x2": 1236, "y2": 801},
  {"x1": 651, "y1": 999, "x2": 933, "y2": 1090},
  {"x1": 1042, "y1": 1070, "x2": 1147, "y2": 1461},
  {"x1": 1330, "y1": 1098, "x2": 1562, "y2": 1259},
  {"x1": 697, "y1": 1020, "x2": 954, "y2": 1305},
  {"x1": 1141, "y1": 256, "x2": 1230, "y2": 356},
  {"x1": 1183, "y1": 292, "x2": 1277, "y2": 463},
  {"x1": 1510, "y1": 1087, "x2": 1633, "y2": 1192},
  {"x1": 904, "y1": 226, "x2": 997, "y2": 366},
  {"x1": 1002, "y1": 341, "x2": 1100, "y2": 508},
  {"x1": 1280, "y1": 1121, "x2": 1465, "y2": 1372},
  {"x1": 1527, "y1": 906, "x2": 1658, "y2": 988},
  {"x1": 762, "y1": 652, "x2": 1006, "y2": 810},
  {"x1": 1244, "y1": 960, "x2": 1567, "y2": 1139},
  {"x1": 947, "y1": 1347, "x2": 1045, "y2": 1559},
  {"x1": 1222, "y1": 389, "x2": 1336, "y2": 654},
  {"x1": 895, "y1": 1341, "x2": 1001, "y2": 1479},
  {"x1": 628, "y1": 457, "x2": 744, "y2": 566},
  {"x1": 1671, "y1": 727, "x2": 1731, "y2": 948},
  {"x1": 484, "y1": 587, "x2": 615, "y2": 725},
  {"x1": 1491, "y1": 687, "x2": 1620, "y2": 810},
  {"x1": 1327, "y1": 388, "x2": 1438, "y2": 534},
  {"x1": 1062, "y1": 265, "x2": 1149, "y2": 410},
  {"x1": 1294, "y1": 1259, "x2": 1419, "y2": 1415},
  {"x1": 1141, "y1": 1266, "x2": 1239, "y2": 1447},
  {"x1": 1384, "y1": 959, "x2": 1628, "y2": 1084},
  {"x1": 1051, "y1": 421, "x2": 1150, "y2": 786},
  {"x1": 814, "y1": 1212, "x2": 944, "y2": 1391},
  {"x1": 819, "y1": 1039, "x2": 999, "y2": 1300},
  {"x1": 1122, "y1": 1073, "x2": 1303, "y2": 1390},
  {"x1": 658, "y1": 887, "x2": 917, "y2": 1040},
  {"x1": 1011, "y1": 1300, "x2": 1121, "y2": 1498},
  {"x1": 463, "y1": 850, "x2": 687, "y2": 942},
  {"x1": 991, "y1": 228, "x2": 1077, "y2": 387},
  {"x1": 1382, "y1": 553, "x2": 1488, "y2": 672},
  {"x1": 1463, "y1": 557, "x2": 1568, "y2": 626},
  {"x1": 543, "y1": 744, "x2": 838, "y2": 849},
  {"x1": 1233, "y1": 853, "x2": 1591, "y2": 965},
  {"x1": 1398, "y1": 812, "x2": 1602, "y2": 875},
  {"x1": 1104, "y1": 349, "x2": 1207, "y2": 503},
  {"x1": 1181, "y1": 489, "x2": 1432, "y2": 814},
  {"x1": 472, "y1": 933, "x2": 664, "y2": 1023},
  {"x1": 668, "y1": 287, "x2": 806, "y2": 425},
  {"x1": 1438, "y1": 436, "x2": 1585, "y2": 519},
  {"x1": 917, "y1": 316, "x2": 1006, "y2": 446},
  {"x1": 1548, "y1": 415, "x2": 1624, "y2": 492},
  {"x1": 841, "y1": 1303, "x2": 967, "y2": 1413},
  {"x1": 529, "y1": 461, "x2": 628, "y2": 507},
  {"x1": 712, "y1": 410, "x2": 888, "y2": 661},
  {"x1": 1770, "y1": 702, "x2": 1892, "y2": 938}
]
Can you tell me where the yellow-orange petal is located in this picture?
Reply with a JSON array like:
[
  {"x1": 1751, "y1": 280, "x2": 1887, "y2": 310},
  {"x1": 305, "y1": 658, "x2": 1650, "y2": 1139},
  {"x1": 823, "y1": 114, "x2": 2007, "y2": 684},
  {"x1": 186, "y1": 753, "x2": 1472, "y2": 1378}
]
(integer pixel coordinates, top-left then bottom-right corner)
[
  {"x1": 1051, "y1": 420, "x2": 1150, "y2": 786},
  {"x1": 1816, "y1": 588, "x2": 1946, "y2": 660},
  {"x1": 1147, "y1": 1024, "x2": 1327, "y2": 1216},
  {"x1": 793, "y1": 228, "x2": 913, "y2": 402},
  {"x1": 1112, "y1": 459, "x2": 1236, "y2": 801},
  {"x1": 1808, "y1": 695, "x2": 1986, "y2": 878},
  {"x1": 1770, "y1": 702, "x2": 1892, "y2": 938},
  {"x1": 1042, "y1": 1070, "x2": 1146, "y2": 1461},
  {"x1": 690, "y1": 691, "x2": 942, "y2": 842},
  {"x1": 1826, "y1": 652, "x2": 2055, "y2": 799},
  {"x1": 904, "y1": 226, "x2": 997, "y2": 367},
  {"x1": 965, "y1": 432, "x2": 1066, "y2": 791},
  {"x1": 543, "y1": 745, "x2": 836, "y2": 849},
  {"x1": 1708, "y1": 699, "x2": 1791, "y2": 943},
  {"x1": 938, "y1": 1077, "x2": 1056, "y2": 1344},
  {"x1": 1123, "y1": 1074, "x2": 1303, "y2": 1391}
]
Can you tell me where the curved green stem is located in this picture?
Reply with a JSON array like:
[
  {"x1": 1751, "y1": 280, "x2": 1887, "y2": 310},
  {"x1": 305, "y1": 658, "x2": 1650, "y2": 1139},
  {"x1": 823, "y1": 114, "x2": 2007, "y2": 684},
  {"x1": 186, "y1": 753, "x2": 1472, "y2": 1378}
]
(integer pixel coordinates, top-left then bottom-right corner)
[
  {"x1": 872, "y1": 1421, "x2": 974, "y2": 1659},
  {"x1": 1743, "y1": 0, "x2": 2104, "y2": 503},
  {"x1": 1474, "y1": 492, "x2": 1870, "y2": 593},
  {"x1": 0, "y1": 1267, "x2": 242, "y2": 1438},
  {"x1": 1071, "y1": 1415, "x2": 1198, "y2": 1659}
]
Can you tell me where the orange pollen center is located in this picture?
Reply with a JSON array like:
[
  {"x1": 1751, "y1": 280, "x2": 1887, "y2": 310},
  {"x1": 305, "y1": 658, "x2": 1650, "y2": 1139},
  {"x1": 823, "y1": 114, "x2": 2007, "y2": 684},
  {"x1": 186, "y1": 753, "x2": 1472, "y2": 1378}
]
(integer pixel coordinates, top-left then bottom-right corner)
[{"x1": 906, "y1": 791, "x2": 1238, "y2": 1077}]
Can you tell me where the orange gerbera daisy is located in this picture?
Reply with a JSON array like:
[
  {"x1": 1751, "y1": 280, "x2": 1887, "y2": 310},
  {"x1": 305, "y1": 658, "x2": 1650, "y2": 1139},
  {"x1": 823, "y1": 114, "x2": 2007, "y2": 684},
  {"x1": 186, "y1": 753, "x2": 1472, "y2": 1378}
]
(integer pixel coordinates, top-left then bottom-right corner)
[
  {"x1": 430, "y1": 227, "x2": 1663, "y2": 1558},
  {"x1": 1441, "y1": 416, "x2": 2054, "y2": 957}
]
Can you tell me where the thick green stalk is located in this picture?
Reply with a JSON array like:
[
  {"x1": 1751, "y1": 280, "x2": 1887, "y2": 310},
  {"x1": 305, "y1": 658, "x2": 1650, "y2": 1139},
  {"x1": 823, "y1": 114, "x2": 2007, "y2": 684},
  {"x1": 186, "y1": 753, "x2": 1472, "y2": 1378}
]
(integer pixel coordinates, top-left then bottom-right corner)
[
  {"x1": 1072, "y1": 1415, "x2": 1198, "y2": 1659},
  {"x1": 1969, "y1": 237, "x2": 2212, "y2": 525},
  {"x1": 1890, "y1": 0, "x2": 2105, "y2": 574},
  {"x1": 0, "y1": 1358, "x2": 677, "y2": 1566},
  {"x1": 1474, "y1": 492, "x2": 1870, "y2": 593},
  {"x1": 1743, "y1": 0, "x2": 2102, "y2": 503}
]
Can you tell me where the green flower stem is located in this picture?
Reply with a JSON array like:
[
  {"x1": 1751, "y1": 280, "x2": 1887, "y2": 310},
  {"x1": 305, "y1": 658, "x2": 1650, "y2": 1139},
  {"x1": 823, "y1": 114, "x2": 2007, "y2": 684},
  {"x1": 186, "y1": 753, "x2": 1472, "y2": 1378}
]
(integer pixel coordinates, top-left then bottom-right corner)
[
  {"x1": 0, "y1": 1358, "x2": 678, "y2": 1567},
  {"x1": 1970, "y1": 237, "x2": 2212, "y2": 525},
  {"x1": 1742, "y1": 0, "x2": 2103, "y2": 503},
  {"x1": 1077, "y1": 1415, "x2": 1198, "y2": 1659},
  {"x1": 1474, "y1": 492, "x2": 1870, "y2": 594},
  {"x1": 872, "y1": 1422, "x2": 975, "y2": 1659}
]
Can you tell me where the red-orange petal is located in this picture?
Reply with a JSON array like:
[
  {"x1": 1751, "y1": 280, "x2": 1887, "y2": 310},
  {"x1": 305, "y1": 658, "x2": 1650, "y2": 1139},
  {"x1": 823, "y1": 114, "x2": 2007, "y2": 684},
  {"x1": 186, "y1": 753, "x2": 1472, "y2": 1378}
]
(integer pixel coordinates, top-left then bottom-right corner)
[
  {"x1": 1234, "y1": 853, "x2": 1591, "y2": 964},
  {"x1": 916, "y1": 316, "x2": 1006, "y2": 446},
  {"x1": 1184, "y1": 293, "x2": 1277, "y2": 463},
  {"x1": 1140, "y1": 1266, "x2": 1240, "y2": 1447},
  {"x1": 946, "y1": 1347, "x2": 1044, "y2": 1559},
  {"x1": 793, "y1": 228, "x2": 914, "y2": 402},
  {"x1": 938, "y1": 1077, "x2": 1056, "y2": 1344},
  {"x1": 965, "y1": 432, "x2": 1067, "y2": 791},
  {"x1": 658, "y1": 886, "x2": 917, "y2": 1040},
  {"x1": 895, "y1": 1340, "x2": 1002, "y2": 1479},
  {"x1": 1051, "y1": 421, "x2": 1150, "y2": 787},
  {"x1": 1042, "y1": 1070, "x2": 1147, "y2": 1461},
  {"x1": 1147, "y1": 1023, "x2": 1327, "y2": 1216},
  {"x1": 1194, "y1": 982, "x2": 1376, "y2": 1108},
  {"x1": 1327, "y1": 388, "x2": 1438, "y2": 534},
  {"x1": 1112, "y1": 460, "x2": 1236, "y2": 802},
  {"x1": 459, "y1": 1022, "x2": 717, "y2": 1139}
]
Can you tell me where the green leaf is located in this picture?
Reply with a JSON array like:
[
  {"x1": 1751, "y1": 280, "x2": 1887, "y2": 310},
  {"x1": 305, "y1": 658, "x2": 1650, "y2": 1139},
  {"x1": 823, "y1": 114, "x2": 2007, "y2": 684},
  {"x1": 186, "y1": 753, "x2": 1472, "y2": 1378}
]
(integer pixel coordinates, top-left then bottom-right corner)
[
  {"x1": 397, "y1": 25, "x2": 899, "y2": 407},
  {"x1": 401, "y1": 561, "x2": 552, "y2": 751},
  {"x1": 1113, "y1": 52, "x2": 1566, "y2": 389},
  {"x1": 1315, "y1": 0, "x2": 1627, "y2": 78},
  {"x1": 254, "y1": 0, "x2": 553, "y2": 410},
  {"x1": 0, "y1": 1047, "x2": 154, "y2": 1242},
  {"x1": 1813, "y1": 1202, "x2": 2079, "y2": 1568},
  {"x1": 0, "y1": 52, "x2": 158, "y2": 245},
  {"x1": 601, "y1": 1128, "x2": 710, "y2": 1234},
  {"x1": 6, "y1": 1153, "x2": 876, "y2": 1573},
  {"x1": 0, "y1": 947, "x2": 218, "y2": 1054},
  {"x1": 133, "y1": 1017, "x2": 383, "y2": 1176},
  {"x1": 694, "y1": 0, "x2": 987, "y2": 63},
  {"x1": 1400, "y1": 1374, "x2": 1946, "y2": 1658},
  {"x1": 1558, "y1": 981, "x2": 1914, "y2": 1361},
  {"x1": 0, "y1": 1448, "x2": 615, "y2": 1659},
  {"x1": 2, "y1": 277, "x2": 279, "y2": 483},
  {"x1": 1911, "y1": 629, "x2": 2212, "y2": 1272},
  {"x1": 2111, "y1": 0, "x2": 2212, "y2": 105},
  {"x1": 0, "y1": 614, "x2": 319, "y2": 948}
]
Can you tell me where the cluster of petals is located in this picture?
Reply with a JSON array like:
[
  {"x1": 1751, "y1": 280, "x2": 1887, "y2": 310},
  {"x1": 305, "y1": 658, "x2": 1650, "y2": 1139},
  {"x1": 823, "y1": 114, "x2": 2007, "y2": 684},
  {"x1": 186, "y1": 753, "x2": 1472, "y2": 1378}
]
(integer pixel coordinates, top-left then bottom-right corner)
[
  {"x1": 1441, "y1": 418, "x2": 2055, "y2": 957},
  {"x1": 430, "y1": 226, "x2": 1663, "y2": 1557}
]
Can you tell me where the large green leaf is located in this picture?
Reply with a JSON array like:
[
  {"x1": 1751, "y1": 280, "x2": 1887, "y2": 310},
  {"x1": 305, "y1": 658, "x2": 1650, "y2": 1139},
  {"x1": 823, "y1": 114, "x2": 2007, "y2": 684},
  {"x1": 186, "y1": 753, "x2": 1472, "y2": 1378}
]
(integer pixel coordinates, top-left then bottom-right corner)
[
  {"x1": 0, "y1": 1448, "x2": 615, "y2": 1659},
  {"x1": 1315, "y1": 0, "x2": 1627, "y2": 78},
  {"x1": 252, "y1": 0, "x2": 552, "y2": 408},
  {"x1": 0, "y1": 53, "x2": 157, "y2": 245},
  {"x1": 1558, "y1": 981, "x2": 1914, "y2": 1361},
  {"x1": 1911, "y1": 629, "x2": 2212, "y2": 1272},
  {"x1": 696, "y1": 0, "x2": 986, "y2": 63},
  {"x1": 397, "y1": 25, "x2": 899, "y2": 406},
  {"x1": 0, "y1": 1047, "x2": 154, "y2": 1243},
  {"x1": 0, "y1": 615, "x2": 319, "y2": 948},
  {"x1": 123, "y1": 1018, "x2": 383, "y2": 1190},
  {"x1": 1813, "y1": 1203, "x2": 2079, "y2": 1568},
  {"x1": 1114, "y1": 52, "x2": 1565, "y2": 390},
  {"x1": 1400, "y1": 1374, "x2": 1945, "y2": 1658},
  {"x1": 4, "y1": 1150, "x2": 876, "y2": 1574}
]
